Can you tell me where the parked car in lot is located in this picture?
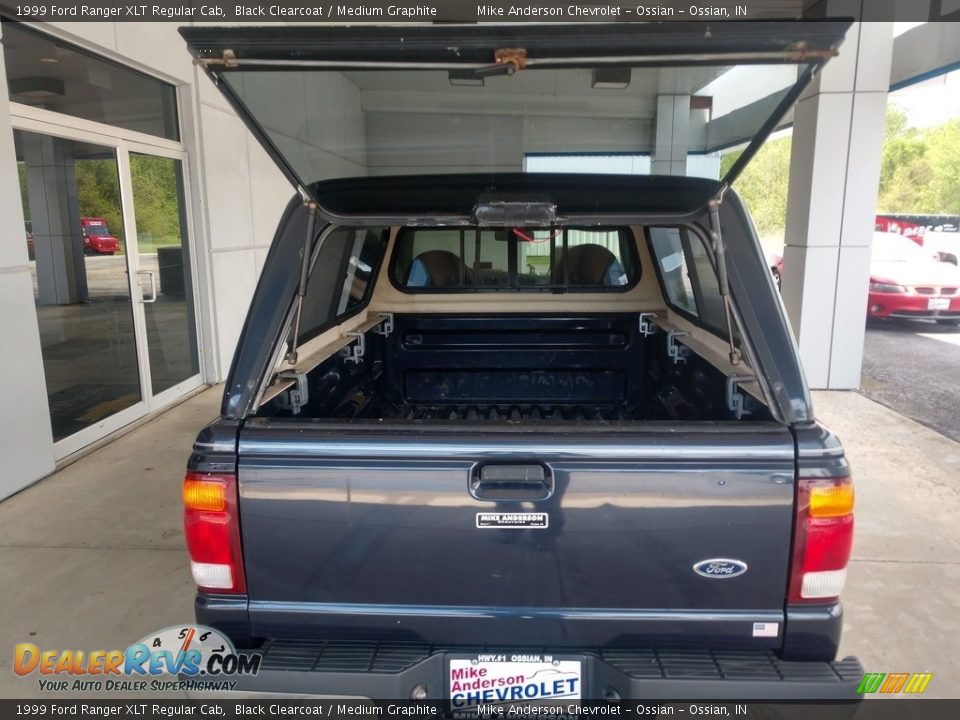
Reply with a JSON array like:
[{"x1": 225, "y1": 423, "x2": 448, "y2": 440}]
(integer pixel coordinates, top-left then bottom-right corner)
[
  {"x1": 765, "y1": 248, "x2": 784, "y2": 289},
  {"x1": 80, "y1": 217, "x2": 119, "y2": 255},
  {"x1": 868, "y1": 231, "x2": 960, "y2": 326},
  {"x1": 180, "y1": 22, "x2": 862, "y2": 701}
]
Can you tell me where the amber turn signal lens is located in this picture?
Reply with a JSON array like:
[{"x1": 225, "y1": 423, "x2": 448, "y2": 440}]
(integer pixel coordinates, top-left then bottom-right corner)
[
  {"x1": 183, "y1": 477, "x2": 227, "y2": 512},
  {"x1": 809, "y1": 483, "x2": 854, "y2": 518}
]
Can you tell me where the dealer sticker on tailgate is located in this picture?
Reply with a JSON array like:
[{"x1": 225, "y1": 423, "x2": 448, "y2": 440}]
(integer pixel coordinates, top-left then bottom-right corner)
[
  {"x1": 448, "y1": 654, "x2": 581, "y2": 709},
  {"x1": 476, "y1": 512, "x2": 548, "y2": 529}
]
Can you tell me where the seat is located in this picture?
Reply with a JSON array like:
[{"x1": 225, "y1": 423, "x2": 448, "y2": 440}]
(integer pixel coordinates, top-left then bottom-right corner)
[
  {"x1": 407, "y1": 250, "x2": 471, "y2": 288},
  {"x1": 554, "y1": 243, "x2": 622, "y2": 286}
]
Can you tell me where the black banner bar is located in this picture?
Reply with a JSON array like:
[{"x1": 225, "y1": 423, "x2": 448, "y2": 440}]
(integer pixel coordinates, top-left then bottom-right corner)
[
  {"x1": 0, "y1": 0, "x2": 957, "y2": 23},
  {"x1": 5, "y1": 701, "x2": 960, "y2": 720}
]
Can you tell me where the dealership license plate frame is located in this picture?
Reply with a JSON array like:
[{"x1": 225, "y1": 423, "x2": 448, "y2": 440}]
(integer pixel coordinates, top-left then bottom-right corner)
[
  {"x1": 447, "y1": 652, "x2": 585, "y2": 710},
  {"x1": 928, "y1": 297, "x2": 950, "y2": 310}
]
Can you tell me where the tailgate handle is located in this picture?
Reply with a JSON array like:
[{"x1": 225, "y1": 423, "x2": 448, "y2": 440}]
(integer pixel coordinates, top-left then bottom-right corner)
[{"x1": 472, "y1": 464, "x2": 552, "y2": 501}]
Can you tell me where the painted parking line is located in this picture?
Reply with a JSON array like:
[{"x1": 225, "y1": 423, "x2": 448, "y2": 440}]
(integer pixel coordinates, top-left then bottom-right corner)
[{"x1": 918, "y1": 332, "x2": 960, "y2": 348}]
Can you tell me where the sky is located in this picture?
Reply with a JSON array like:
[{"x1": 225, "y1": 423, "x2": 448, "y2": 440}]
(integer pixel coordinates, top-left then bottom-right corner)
[{"x1": 889, "y1": 71, "x2": 960, "y2": 128}]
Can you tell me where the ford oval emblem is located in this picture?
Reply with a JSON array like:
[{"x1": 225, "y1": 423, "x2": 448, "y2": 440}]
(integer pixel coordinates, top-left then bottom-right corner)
[{"x1": 693, "y1": 559, "x2": 748, "y2": 579}]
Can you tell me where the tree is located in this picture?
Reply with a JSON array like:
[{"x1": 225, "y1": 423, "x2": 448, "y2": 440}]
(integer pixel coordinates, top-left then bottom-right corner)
[
  {"x1": 720, "y1": 104, "x2": 960, "y2": 241},
  {"x1": 720, "y1": 135, "x2": 793, "y2": 239}
]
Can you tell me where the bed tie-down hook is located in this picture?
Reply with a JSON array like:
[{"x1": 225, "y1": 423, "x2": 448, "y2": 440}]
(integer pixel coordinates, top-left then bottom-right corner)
[{"x1": 726, "y1": 374, "x2": 754, "y2": 420}]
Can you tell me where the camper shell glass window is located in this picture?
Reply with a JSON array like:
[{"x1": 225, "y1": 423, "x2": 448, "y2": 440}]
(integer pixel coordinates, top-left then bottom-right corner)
[
  {"x1": 647, "y1": 225, "x2": 726, "y2": 335},
  {"x1": 298, "y1": 227, "x2": 389, "y2": 342},
  {"x1": 390, "y1": 227, "x2": 638, "y2": 292},
  {"x1": 214, "y1": 60, "x2": 811, "y2": 187}
]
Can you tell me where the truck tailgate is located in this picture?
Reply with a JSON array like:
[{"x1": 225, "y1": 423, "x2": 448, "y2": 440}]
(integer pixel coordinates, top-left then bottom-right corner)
[{"x1": 237, "y1": 421, "x2": 796, "y2": 648}]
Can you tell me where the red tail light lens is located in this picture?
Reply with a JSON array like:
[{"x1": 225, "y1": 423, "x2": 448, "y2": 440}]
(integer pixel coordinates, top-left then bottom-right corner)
[
  {"x1": 788, "y1": 476, "x2": 854, "y2": 603},
  {"x1": 183, "y1": 472, "x2": 246, "y2": 594}
]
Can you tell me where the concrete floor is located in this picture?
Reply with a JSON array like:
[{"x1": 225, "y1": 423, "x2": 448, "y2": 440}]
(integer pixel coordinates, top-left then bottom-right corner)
[
  {"x1": 862, "y1": 317, "x2": 960, "y2": 443},
  {"x1": 1, "y1": 386, "x2": 958, "y2": 698},
  {"x1": 31, "y1": 254, "x2": 198, "y2": 440}
]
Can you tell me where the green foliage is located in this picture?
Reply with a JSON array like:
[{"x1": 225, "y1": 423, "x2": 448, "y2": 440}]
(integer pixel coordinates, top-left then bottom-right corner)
[
  {"x1": 17, "y1": 162, "x2": 29, "y2": 226},
  {"x1": 128, "y1": 155, "x2": 183, "y2": 252},
  {"x1": 877, "y1": 108, "x2": 960, "y2": 216},
  {"x1": 722, "y1": 135, "x2": 793, "y2": 238},
  {"x1": 722, "y1": 104, "x2": 960, "y2": 242},
  {"x1": 72, "y1": 155, "x2": 182, "y2": 253},
  {"x1": 75, "y1": 160, "x2": 124, "y2": 243}
]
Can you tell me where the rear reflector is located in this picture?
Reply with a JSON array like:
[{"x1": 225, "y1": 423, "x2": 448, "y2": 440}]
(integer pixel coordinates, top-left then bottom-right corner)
[
  {"x1": 183, "y1": 472, "x2": 246, "y2": 594},
  {"x1": 788, "y1": 477, "x2": 854, "y2": 603}
]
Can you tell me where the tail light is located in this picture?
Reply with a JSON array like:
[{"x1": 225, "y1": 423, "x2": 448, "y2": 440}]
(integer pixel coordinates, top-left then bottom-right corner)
[
  {"x1": 787, "y1": 476, "x2": 854, "y2": 603},
  {"x1": 183, "y1": 471, "x2": 246, "y2": 593}
]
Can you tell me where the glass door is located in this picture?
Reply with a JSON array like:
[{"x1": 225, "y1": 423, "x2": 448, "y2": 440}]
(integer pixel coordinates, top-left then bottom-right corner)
[
  {"x1": 124, "y1": 151, "x2": 200, "y2": 401},
  {"x1": 15, "y1": 129, "x2": 147, "y2": 447},
  {"x1": 13, "y1": 125, "x2": 203, "y2": 457}
]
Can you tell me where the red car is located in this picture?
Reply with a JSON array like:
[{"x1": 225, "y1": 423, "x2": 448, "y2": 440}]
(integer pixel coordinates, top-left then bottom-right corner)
[
  {"x1": 868, "y1": 231, "x2": 960, "y2": 326},
  {"x1": 766, "y1": 249, "x2": 784, "y2": 290},
  {"x1": 80, "y1": 217, "x2": 120, "y2": 255}
]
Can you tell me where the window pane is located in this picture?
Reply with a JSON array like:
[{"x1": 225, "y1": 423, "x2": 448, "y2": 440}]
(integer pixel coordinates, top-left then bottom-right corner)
[
  {"x1": 16, "y1": 130, "x2": 141, "y2": 442},
  {"x1": 129, "y1": 154, "x2": 199, "y2": 395},
  {"x1": 394, "y1": 227, "x2": 637, "y2": 292},
  {"x1": 553, "y1": 229, "x2": 633, "y2": 288},
  {"x1": 686, "y1": 233, "x2": 726, "y2": 332},
  {"x1": 2, "y1": 22, "x2": 179, "y2": 141},
  {"x1": 337, "y1": 229, "x2": 388, "y2": 315},
  {"x1": 649, "y1": 227, "x2": 698, "y2": 315},
  {"x1": 220, "y1": 61, "x2": 807, "y2": 184},
  {"x1": 298, "y1": 228, "x2": 387, "y2": 342}
]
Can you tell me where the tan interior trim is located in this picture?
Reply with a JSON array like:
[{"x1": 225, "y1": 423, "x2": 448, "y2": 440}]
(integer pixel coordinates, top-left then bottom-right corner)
[
  {"x1": 366, "y1": 225, "x2": 667, "y2": 314},
  {"x1": 260, "y1": 312, "x2": 390, "y2": 405},
  {"x1": 258, "y1": 223, "x2": 766, "y2": 411},
  {"x1": 652, "y1": 310, "x2": 762, "y2": 402}
]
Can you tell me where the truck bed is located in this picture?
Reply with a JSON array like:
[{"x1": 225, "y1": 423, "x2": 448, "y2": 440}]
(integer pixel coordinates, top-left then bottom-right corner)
[{"x1": 259, "y1": 314, "x2": 769, "y2": 424}]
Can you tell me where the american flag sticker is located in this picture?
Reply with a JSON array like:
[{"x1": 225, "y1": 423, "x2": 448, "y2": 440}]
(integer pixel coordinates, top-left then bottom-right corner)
[{"x1": 752, "y1": 622, "x2": 779, "y2": 638}]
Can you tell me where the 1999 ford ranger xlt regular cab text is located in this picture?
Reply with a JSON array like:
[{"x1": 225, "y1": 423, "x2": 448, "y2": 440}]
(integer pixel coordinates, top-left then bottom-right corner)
[{"x1": 179, "y1": 22, "x2": 861, "y2": 702}]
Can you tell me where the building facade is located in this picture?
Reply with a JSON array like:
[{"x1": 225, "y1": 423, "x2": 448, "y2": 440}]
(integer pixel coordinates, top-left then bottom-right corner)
[{"x1": 0, "y1": 20, "x2": 293, "y2": 499}]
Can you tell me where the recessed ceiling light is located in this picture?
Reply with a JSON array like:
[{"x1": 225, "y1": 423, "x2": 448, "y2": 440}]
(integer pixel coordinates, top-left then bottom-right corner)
[
  {"x1": 39, "y1": 58, "x2": 59, "y2": 64},
  {"x1": 592, "y1": 68, "x2": 631, "y2": 90}
]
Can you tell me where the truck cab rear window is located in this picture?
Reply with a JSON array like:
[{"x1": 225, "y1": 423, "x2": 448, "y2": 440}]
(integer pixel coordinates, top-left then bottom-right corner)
[{"x1": 390, "y1": 227, "x2": 638, "y2": 292}]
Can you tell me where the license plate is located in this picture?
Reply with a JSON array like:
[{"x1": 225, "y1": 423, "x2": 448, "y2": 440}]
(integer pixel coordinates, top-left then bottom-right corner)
[
  {"x1": 929, "y1": 297, "x2": 950, "y2": 310},
  {"x1": 448, "y1": 654, "x2": 582, "y2": 710}
]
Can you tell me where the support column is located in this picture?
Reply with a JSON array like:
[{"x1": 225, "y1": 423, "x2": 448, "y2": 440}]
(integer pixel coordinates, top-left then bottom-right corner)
[
  {"x1": 651, "y1": 94, "x2": 689, "y2": 176},
  {"x1": 22, "y1": 134, "x2": 88, "y2": 306},
  {"x1": 781, "y1": 19, "x2": 892, "y2": 389}
]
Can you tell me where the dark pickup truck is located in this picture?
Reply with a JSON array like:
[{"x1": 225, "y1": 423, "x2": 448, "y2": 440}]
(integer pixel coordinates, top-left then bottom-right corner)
[{"x1": 180, "y1": 23, "x2": 860, "y2": 702}]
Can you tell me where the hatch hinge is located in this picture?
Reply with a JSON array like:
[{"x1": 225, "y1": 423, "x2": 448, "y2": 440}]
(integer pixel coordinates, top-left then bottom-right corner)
[
  {"x1": 276, "y1": 371, "x2": 309, "y2": 415},
  {"x1": 494, "y1": 48, "x2": 528, "y2": 75},
  {"x1": 638, "y1": 312, "x2": 659, "y2": 337},
  {"x1": 296, "y1": 186, "x2": 313, "y2": 205},
  {"x1": 285, "y1": 202, "x2": 319, "y2": 366},
  {"x1": 195, "y1": 49, "x2": 238, "y2": 69},
  {"x1": 340, "y1": 332, "x2": 366, "y2": 365},
  {"x1": 666, "y1": 331, "x2": 690, "y2": 364},
  {"x1": 373, "y1": 313, "x2": 395, "y2": 336},
  {"x1": 708, "y1": 186, "x2": 743, "y2": 366},
  {"x1": 726, "y1": 374, "x2": 754, "y2": 420}
]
